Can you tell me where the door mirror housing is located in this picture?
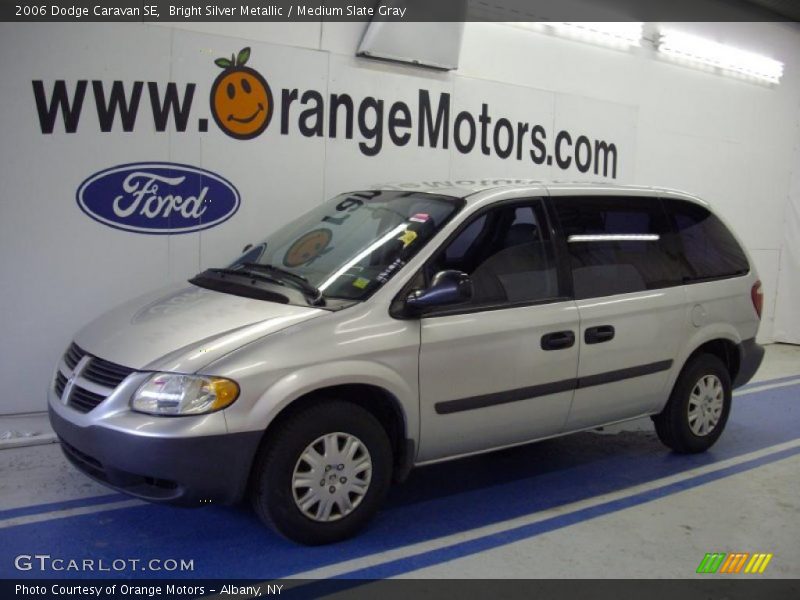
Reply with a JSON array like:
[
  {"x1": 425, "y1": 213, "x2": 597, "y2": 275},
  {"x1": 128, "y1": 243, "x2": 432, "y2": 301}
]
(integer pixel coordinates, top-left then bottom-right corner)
[{"x1": 405, "y1": 270, "x2": 472, "y2": 314}]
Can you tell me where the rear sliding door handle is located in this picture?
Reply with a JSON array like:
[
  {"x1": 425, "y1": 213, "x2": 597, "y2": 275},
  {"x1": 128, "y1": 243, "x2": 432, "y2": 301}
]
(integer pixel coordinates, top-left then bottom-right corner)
[
  {"x1": 585, "y1": 325, "x2": 615, "y2": 344},
  {"x1": 541, "y1": 331, "x2": 576, "y2": 351}
]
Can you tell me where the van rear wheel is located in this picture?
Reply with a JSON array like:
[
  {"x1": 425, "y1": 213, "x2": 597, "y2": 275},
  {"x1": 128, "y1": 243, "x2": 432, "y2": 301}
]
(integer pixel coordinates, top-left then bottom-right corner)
[
  {"x1": 653, "y1": 354, "x2": 732, "y2": 453},
  {"x1": 249, "y1": 400, "x2": 393, "y2": 545}
]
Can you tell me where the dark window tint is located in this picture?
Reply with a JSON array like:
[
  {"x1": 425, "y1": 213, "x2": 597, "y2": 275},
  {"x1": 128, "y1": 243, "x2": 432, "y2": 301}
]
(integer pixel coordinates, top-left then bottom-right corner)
[
  {"x1": 554, "y1": 196, "x2": 683, "y2": 299},
  {"x1": 446, "y1": 214, "x2": 487, "y2": 261},
  {"x1": 511, "y1": 206, "x2": 535, "y2": 225},
  {"x1": 665, "y1": 199, "x2": 749, "y2": 281},
  {"x1": 430, "y1": 201, "x2": 559, "y2": 306}
]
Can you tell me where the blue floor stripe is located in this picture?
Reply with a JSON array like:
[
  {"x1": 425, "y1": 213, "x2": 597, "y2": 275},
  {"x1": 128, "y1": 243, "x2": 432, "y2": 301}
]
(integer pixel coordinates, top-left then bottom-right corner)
[
  {"x1": 0, "y1": 494, "x2": 128, "y2": 522},
  {"x1": 0, "y1": 381, "x2": 797, "y2": 579},
  {"x1": 1, "y1": 372, "x2": 792, "y2": 522},
  {"x1": 329, "y1": 444, "x2": 800, "y2": 580}
]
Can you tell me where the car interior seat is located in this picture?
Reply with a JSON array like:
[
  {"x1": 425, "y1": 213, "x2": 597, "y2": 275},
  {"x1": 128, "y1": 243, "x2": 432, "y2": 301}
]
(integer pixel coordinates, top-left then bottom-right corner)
[{"x1": 470, "y1": 223, "x2": 556, "y2": 303}]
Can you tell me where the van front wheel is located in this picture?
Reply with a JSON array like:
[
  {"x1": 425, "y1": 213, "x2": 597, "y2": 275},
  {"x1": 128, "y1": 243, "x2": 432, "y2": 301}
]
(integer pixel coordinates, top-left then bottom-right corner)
[
  {"x1": 250, "y1": 400, "x2": 393, "y2": 545},
  {"x1": 653, "y1": 354, "x2": 732, "y2": 453}
]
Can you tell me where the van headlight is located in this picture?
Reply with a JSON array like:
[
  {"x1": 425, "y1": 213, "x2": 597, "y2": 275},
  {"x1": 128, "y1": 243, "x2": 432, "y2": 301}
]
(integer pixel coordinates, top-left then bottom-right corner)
[{"x1": 131, "y1": 373, "x2": 239, "y2": 416}]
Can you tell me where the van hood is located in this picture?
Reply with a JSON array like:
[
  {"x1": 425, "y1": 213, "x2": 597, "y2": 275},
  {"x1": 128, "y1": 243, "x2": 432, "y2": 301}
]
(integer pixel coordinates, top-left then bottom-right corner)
[{"x1": 74, "y1": 284, "x2": 326, "y2": 373}]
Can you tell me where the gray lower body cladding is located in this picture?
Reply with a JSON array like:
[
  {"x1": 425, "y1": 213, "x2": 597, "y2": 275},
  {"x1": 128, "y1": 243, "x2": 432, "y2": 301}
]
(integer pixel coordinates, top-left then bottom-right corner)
[
  {"x1": 734, "y1": 337, "x2": 765, "y2": 388},
  {"x1": 49, "y1": 406, "x2": 262, "y2": 506}
]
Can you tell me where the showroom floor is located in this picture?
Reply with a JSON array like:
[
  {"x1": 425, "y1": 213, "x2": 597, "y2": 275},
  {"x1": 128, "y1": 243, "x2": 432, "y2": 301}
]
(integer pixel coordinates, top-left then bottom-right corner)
[{"x1": 0, "y1": 345, "x2": 798, "y2": 580}]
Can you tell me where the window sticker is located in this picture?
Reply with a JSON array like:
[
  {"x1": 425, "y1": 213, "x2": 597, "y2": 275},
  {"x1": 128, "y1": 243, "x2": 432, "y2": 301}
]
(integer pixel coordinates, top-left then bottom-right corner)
[
  {"x1": 376, "y1": 258, "x2": 406, "y2": 283},
  {"x1": 283, "y1": 228, "x2": 333, "y2": 267},
  {"x1": 353, "y1": 277, "x2": 371, "y2": 289},
  {"x1": 410, "y1": 213, "x2": 430, "y2": 223},
  {"x1": 397, "y1": 229, "x2": 418, "y2": 248}
]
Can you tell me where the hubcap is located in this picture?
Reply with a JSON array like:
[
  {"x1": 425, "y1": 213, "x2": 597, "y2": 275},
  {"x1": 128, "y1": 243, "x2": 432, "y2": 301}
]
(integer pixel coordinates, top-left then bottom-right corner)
[
  {"x1": 687, "y1": 374, "x2": 725, "y2": 437},
  {"x1": 291, "y1": 432, "x2": 372, "y2": 522}
]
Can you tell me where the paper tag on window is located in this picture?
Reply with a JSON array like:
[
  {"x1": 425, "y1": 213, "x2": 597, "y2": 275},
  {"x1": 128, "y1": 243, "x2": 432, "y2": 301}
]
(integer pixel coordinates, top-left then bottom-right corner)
[{"x1": 397, "y1": 229, "x2": 418, "y2": 248}]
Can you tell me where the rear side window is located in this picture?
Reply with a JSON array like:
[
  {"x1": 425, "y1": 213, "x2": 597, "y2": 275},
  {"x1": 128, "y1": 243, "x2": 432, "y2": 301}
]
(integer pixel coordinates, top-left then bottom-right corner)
[
  {"x1": 553, "y1": 196, "x2": 683, "y2": 299},
  {"x1": 664, "y1": 199, "x2": 749, "y2": 281}
]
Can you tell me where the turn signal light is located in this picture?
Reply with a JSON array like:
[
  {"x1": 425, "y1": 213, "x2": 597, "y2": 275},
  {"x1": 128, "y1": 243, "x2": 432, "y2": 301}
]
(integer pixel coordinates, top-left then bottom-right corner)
[{"x1": 751, "y1": 280, "x2": 763, "y2": 320}]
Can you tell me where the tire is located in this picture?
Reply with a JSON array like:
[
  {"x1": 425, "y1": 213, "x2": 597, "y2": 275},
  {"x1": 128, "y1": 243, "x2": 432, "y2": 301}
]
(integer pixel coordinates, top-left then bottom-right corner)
[
  {"x1": 249, "y1": 399, "x2": 393, "y2": 545},
  {"x1": 653, "y1": 353, "x2": 732, "y2": 454}
]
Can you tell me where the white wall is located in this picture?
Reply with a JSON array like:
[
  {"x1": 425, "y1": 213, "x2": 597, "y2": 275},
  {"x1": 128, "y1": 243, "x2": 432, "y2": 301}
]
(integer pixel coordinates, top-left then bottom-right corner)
[
  {"x1": 0, "y1": 19, "x2": 798, "y2": 414},
  {"x1": 772, "y1": 90, "x2": 800, "y2": 343},
  {"x1": 458, "y1": 21, "x2": 800, "y2": 345}
]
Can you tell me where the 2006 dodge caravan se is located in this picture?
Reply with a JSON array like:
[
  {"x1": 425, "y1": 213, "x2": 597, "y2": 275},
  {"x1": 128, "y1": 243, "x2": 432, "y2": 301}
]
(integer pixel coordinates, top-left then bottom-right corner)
[{"x1": 49, "y1": 182, "x2": 764, "y2": 544}]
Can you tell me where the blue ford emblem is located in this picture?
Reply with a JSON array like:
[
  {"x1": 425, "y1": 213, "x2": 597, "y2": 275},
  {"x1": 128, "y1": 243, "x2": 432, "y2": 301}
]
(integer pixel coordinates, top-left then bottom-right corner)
[{"x1": 76, "y1": 162, "x2": 240, "y2": 234}]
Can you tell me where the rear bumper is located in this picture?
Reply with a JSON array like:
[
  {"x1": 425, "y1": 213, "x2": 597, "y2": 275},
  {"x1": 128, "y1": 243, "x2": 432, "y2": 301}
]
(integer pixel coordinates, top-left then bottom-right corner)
[
  {"x1": 733, "y1": 337, "x2": 765, "y2": 388},
  {"x1": 49, "y1": 406, "x2": 262, "y2": 506}
]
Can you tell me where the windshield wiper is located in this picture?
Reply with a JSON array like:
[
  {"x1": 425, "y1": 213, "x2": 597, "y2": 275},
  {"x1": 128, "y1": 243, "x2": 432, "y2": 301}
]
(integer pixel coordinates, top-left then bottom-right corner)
[
  {"x1": 241, "y1": 263, "x2": 325, "y2": 306},
  {"x1": 207, "y1": 267, "x2": 287, "y2": 286}
]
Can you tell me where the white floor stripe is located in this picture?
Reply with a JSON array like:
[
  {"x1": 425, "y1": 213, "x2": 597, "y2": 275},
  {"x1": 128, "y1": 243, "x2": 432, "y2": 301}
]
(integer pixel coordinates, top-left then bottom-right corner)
[
  {"x1": 285, "y1": 438, "x2": 800, "y2": 580},
  {"x1": 0, "y1": 499, "x2": 145, "y2": 529},
  {"x1": 0, "y1": 378, "x2": 795, "y2": 563},
  {"x1": 735, "y1": 378, "x2": 800, "y2": 396}
]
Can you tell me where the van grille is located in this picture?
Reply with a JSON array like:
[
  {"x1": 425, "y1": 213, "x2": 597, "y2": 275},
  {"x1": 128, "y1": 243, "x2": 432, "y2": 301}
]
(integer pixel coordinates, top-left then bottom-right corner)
[
  {"x1": 53, "y1": 343, "x2": 137, "y2": 413},
  {"x1": 68, "y1": 386, "x2": 107, "y2": 413},
  {"x1": 54, "y1": 371, "x2": 68, "y2": 398},
  {"x1": 82, "y1": 357, "x2": 136, "y2": 388},
  {"x1": 64, "y1": 342, "x2": 84, "y2": 370}
]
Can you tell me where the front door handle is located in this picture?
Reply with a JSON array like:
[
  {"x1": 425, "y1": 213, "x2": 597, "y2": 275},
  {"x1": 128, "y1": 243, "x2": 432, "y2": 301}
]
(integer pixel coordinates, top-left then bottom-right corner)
[
  {"x1": 541, "y1": 330, "x2": 576, "y2": 351},
  {"x1": 585, "y1": 325, "x2": 615, "y2": 344}
]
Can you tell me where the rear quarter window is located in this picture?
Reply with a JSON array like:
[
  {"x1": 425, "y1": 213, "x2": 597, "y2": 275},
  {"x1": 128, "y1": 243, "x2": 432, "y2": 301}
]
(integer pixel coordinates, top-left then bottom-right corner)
[
  {"x1": 664, "y1": 198, "x2": 749, "y2": 281},
  {"x1": 553, "y1": 195, "x2": 684, "y2": 299}
]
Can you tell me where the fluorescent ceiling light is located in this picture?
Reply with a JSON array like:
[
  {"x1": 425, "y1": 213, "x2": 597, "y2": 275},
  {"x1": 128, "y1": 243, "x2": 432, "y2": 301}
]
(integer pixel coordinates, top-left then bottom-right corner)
[
  {"x1": 505, "y1": 22, "x2": 643, "y2": 49},
  {"x1": 658, "y1": 30, "x2": 784, "y2": 84},
  {"x1": 549, "y1": 22, "x2": 643, "y2": 48},
  {"x1": 568, "y1": 234, "x2": 660, "y2": 242}
]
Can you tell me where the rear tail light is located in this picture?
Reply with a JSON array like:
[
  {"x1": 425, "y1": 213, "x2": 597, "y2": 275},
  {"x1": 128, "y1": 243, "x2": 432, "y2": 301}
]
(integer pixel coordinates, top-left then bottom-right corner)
[{"x1": 751, "y1": 280, "x2": 763, "y2": 320}]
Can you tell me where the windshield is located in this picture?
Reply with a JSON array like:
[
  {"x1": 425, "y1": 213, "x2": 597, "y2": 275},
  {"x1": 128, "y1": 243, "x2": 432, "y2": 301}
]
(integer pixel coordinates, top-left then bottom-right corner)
[{"x1": 217, "y1": 190, "x2": 462, "y2": 304}]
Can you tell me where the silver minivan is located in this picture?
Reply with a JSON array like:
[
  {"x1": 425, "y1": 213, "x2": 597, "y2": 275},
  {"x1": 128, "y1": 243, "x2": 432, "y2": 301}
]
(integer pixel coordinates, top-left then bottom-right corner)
[{"x1": 48, "y1": 182, "x2": 764, "y2": 544}]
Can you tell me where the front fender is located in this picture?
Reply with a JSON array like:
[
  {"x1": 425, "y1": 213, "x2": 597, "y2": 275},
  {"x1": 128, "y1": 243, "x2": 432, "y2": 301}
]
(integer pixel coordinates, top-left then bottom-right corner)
[{"x1": 232, "y1": 360, "x2": 418, "y2": 445}]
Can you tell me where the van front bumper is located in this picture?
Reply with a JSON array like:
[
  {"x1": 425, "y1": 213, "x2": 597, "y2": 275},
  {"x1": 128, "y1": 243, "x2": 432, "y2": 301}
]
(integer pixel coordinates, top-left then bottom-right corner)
[{"x1": 49, "y1": 406, "x2": 262, "y2": 506}]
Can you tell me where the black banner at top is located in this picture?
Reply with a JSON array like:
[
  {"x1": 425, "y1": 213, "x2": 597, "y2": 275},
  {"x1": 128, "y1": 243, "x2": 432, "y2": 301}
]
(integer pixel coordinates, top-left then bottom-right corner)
[{"x1": 1, "y1": 0, "x2": 797, "y2": 23}]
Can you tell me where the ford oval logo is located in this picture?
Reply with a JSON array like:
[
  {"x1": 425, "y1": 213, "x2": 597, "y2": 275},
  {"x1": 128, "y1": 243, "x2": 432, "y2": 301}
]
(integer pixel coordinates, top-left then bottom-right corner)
[{"x1": 76, "y1": 162, "x2": 240, "y2": 234}]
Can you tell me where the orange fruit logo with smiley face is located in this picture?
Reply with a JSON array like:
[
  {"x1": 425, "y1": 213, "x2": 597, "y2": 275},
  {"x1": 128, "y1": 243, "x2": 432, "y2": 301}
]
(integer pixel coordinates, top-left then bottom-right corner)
[
  {"x1": 283, "y1": 229, "x2": 333, "y2": 268},
  {"x1": 210, "y1": 47, "x2": 273, "y2": 140}
]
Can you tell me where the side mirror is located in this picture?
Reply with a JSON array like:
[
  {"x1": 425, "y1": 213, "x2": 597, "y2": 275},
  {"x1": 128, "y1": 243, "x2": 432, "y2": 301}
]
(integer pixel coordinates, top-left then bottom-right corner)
[{"x1": 405, "y1": 270, "x2": 472, "y2": 314}]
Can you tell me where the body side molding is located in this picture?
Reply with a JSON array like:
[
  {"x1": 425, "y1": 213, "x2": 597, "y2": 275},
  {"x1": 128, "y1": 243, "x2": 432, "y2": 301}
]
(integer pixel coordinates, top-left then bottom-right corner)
[{"x1": 434, "y1": 360, "x2": 673, "y2": 415}]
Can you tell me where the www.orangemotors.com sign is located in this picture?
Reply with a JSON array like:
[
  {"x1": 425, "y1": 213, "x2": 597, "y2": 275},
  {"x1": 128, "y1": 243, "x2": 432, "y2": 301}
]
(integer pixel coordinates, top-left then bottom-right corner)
[{"x1": 33, "y1": 47, "x2": 620, "y2": 178}]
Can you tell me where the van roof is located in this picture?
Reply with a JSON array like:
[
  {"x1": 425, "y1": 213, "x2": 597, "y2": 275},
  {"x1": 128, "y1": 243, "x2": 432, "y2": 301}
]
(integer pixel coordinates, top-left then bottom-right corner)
[{"x1": 370, "y1": 180, "x2": 707, "y2": 206}]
